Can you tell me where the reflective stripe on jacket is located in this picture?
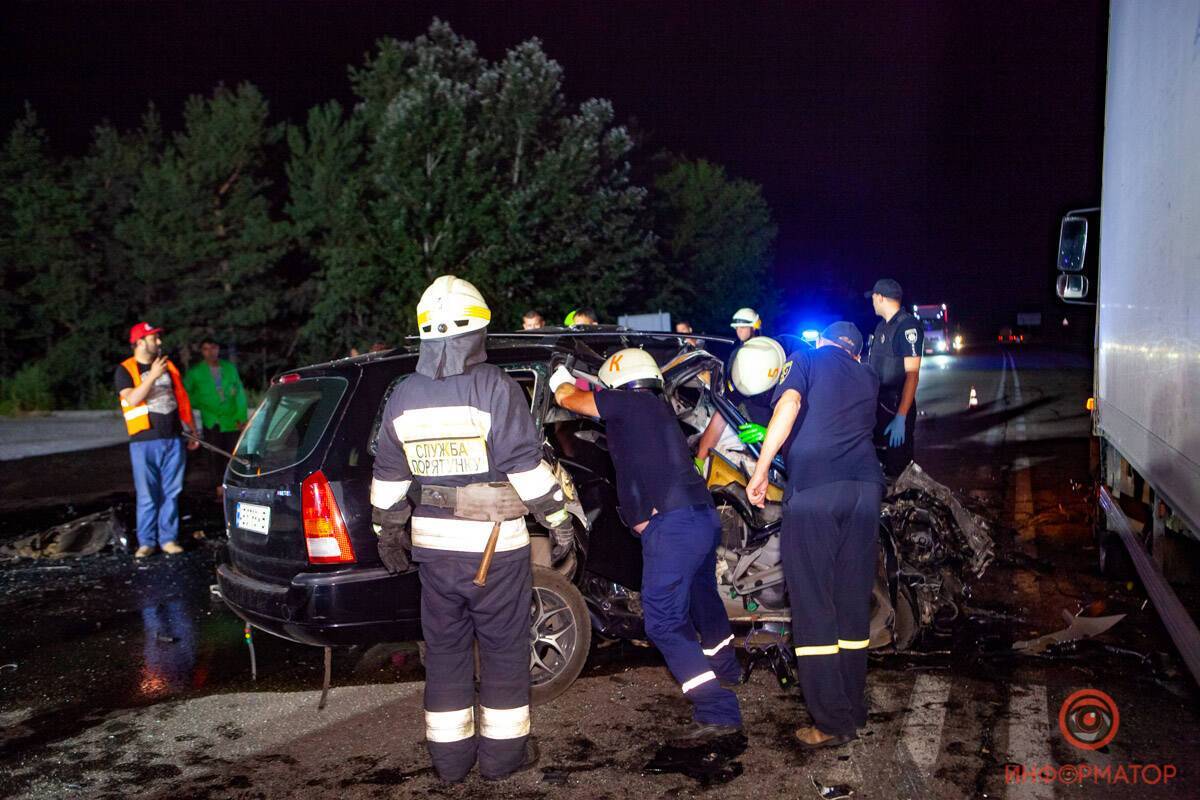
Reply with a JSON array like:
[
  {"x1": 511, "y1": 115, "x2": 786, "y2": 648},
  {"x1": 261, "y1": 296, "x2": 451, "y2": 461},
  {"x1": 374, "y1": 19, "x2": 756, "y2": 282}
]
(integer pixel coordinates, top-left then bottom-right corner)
[{"x1": 118, "y1": 357, "x2": 193, "y2": 437}]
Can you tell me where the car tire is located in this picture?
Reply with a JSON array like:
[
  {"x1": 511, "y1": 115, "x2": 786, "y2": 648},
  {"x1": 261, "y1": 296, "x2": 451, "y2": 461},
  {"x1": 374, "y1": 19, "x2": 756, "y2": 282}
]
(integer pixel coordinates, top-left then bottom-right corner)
[{"x1": 530, "y1": 565, "x2": 591, "y2": 706}]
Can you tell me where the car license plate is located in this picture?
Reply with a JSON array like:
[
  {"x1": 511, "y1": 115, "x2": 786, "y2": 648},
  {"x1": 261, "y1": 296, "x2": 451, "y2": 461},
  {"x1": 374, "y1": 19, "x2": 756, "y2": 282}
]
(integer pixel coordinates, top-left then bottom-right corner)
[{"x1": 236, "y1": 502, "x2": 271, "y2": 535}]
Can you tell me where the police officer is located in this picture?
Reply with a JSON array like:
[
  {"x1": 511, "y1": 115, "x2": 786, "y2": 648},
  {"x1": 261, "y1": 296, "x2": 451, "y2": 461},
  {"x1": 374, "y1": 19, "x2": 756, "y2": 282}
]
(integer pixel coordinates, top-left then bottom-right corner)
[
  {"x1": 695, "y1": 336, "x2": 786, "y2": 473},
  {"x1": 551, "y1": 349, "x2": 743, "y2": 744},
  {"x1": 865, "y1": 278, "x2": 923, "y2": 477},
  {"x1": 747, "y1": 322, "x2": 885, "y2": 749},
  {"x1": 371, "y1": 275, "x2": 574, "y2": 782}
]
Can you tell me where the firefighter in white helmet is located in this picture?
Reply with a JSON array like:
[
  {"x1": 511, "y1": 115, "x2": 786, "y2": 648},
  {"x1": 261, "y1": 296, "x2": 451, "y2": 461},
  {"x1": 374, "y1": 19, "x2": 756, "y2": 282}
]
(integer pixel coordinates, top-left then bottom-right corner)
[
  {"x1": 371, "y1": 275, "x2": 573, "y2": 781},
  {"x1": 551, "y1": 348, "x2": 743, "y2": 744},
  {"x1": 729, "y1": 307, "x2": 761, "y2": 342},
  {"x1": 695, "y1": 336, "x2": 786, "y2": 474}
]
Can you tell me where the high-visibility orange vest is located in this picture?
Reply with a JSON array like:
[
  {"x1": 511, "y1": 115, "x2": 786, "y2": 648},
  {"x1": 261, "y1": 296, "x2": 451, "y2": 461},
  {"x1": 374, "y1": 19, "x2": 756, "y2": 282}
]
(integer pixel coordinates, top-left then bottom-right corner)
[{"x1": 119, "y1": 357, "x2": 194, "y2": 437}]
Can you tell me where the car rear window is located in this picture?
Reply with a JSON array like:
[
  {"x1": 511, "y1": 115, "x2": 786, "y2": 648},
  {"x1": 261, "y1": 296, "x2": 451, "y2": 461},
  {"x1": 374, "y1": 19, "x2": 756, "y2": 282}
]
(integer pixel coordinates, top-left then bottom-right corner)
[{"x1": 231, "y1": 376, "x2": 348, "y2": 476}]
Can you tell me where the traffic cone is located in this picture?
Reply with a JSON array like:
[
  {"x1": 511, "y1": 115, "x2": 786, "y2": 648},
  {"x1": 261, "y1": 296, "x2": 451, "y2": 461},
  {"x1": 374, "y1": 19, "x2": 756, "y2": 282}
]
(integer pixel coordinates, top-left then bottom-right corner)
[{"x1": 968, "y1": 386, "x2": 978, "y2": 408}]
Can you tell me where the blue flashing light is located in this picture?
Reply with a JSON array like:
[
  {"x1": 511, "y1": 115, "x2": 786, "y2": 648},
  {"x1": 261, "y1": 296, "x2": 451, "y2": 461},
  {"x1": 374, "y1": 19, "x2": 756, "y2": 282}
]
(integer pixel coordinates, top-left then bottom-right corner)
[{"x1": 801, "y1": 329, "x2": 820, "y2": 343}]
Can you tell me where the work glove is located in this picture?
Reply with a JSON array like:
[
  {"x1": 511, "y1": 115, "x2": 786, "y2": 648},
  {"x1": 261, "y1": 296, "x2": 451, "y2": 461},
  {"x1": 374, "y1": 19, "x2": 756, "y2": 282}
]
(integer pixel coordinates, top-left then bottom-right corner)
[
  {"x1": 737, "y1": 423, "x2": 767, "y2": 444},
  {"x1": 549, "y1": 365, "x2": 576, "y2": 394},
  {"x1": 372, "y1": 506, "x2": 412, "y2": 574},
  {"x1": 884, "y1": 414, "x2": 907, "y2": 448},
  {"x1": 693, "y1": 456, "x2": 707, "y2": 476},
  {"x1": 549, "y1": 518, "x2": 575, "y2": 564}
]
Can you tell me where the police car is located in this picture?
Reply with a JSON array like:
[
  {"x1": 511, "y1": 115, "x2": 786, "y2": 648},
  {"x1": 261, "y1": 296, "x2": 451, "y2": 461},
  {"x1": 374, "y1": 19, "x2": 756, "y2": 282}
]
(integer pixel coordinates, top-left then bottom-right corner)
[{"x1": 216, "y1": 329, "x2": 968, "y2": 703}]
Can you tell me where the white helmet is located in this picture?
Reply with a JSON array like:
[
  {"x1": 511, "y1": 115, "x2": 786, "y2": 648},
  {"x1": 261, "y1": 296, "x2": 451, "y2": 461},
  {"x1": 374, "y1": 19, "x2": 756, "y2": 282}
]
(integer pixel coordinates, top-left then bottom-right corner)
[
  {"x1": 416, "y1": 275, "x2": 491, "y2": 339},
  {"x1": 730, "y1": 336, "x2": 786, "y2": 396},
  {"x1": 598, "y1": 348, "x2": 663, "y2": 390},
  {"x1": 730, "y1": 307, "x2": 761, "y2": 330}
]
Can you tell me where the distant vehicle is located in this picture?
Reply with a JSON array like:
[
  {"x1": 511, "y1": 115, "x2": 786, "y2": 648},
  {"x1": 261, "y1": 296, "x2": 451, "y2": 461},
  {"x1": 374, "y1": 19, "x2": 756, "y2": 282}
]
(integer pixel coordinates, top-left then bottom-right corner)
[
  {"x1": 996, "y1": 326, "x2": 1025, "y2": 344},
  {"x1": 1053, "y1": 1, "x2": 1199, "y2": 685},
  {"x1": 913, "y1": 304, "x2": 955, "y2": 354}
]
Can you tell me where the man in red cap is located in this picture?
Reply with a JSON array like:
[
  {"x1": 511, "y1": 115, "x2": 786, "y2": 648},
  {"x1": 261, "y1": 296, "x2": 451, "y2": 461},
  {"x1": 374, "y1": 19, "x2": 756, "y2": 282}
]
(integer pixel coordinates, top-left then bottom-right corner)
[{"x1": 115, "y1": 322, "x2": 199, "y2": 557}]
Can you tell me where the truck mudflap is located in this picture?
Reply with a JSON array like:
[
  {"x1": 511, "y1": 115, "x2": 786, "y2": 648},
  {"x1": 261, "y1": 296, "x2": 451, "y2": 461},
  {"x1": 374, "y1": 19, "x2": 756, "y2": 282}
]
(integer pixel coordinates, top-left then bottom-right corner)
[{"x1": 1100, "y1": 486, "x2": 1200, "y2": 685}]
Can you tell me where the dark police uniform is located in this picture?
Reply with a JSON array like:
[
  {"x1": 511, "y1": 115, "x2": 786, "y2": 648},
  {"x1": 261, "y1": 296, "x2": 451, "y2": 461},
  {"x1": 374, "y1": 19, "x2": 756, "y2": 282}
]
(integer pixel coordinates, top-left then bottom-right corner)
[
  {"x1": 772, "y1": 346, "x2": 885, "y2": 736},
  {"x1": 593, "y1": 388, "x2": 742, "y2": 727},
  {"x1": 867, "y1": 310, "x2": 923, "y2": 476},
  {"x1": 372, "y1": 363, "x2": 566, "y2": 781}
]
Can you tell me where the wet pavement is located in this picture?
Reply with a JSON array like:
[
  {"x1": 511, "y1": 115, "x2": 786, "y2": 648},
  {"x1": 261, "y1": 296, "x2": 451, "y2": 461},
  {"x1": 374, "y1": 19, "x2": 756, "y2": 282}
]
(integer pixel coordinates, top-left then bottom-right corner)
[{"x1": 2, "y1": 344, "x2": 1199, "y2": 798}]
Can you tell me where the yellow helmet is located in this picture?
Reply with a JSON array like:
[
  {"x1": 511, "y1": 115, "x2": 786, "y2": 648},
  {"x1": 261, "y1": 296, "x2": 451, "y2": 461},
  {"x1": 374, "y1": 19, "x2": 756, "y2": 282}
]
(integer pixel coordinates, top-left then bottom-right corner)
[
  {"x1": 730, "y1": 307, "x2": 762, "y2": 330},
  {"x1": 729, "y1": 336, "x2": 786, "y2": 396},
  {"x1": 598, "y1": 348, "x2": 663, "y2": 390},
  {"x1": 416, "y1": 275, "x2": 491, "y2": 339}
]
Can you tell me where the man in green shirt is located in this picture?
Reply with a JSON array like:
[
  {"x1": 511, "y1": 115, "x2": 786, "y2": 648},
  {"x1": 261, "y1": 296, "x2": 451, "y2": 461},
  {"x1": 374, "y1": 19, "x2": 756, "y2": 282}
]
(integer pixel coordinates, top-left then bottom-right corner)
[{"x1": 183, "y1": 338, "x2": 248, "y2": 495}]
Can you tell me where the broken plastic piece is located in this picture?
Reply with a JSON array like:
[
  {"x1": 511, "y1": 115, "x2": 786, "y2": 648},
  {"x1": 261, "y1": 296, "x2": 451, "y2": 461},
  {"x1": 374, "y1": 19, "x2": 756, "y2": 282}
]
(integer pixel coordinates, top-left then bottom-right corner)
[{"x1": 1012, "y1": 609, "x2": 1126, "y2": 654}]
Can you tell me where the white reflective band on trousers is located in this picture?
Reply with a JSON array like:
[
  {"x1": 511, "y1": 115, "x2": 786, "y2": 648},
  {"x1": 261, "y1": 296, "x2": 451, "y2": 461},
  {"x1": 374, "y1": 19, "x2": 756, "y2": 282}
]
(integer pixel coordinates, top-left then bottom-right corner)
[
  {"x1": 703, "y1": 635, "x2": 734, "y2": 657},
  {"x1": 411, "y1": 516, "x2": 529, "y2": 553},
  {"x1": 681, "y1": 670, "x2": 717, "y2": 694},
  {"x1": 425, "y1": 707, "x2": 475, "y2": 743},
  {"x1": 370, "y1": 477, "x2": 412, "y2": 509},
  {"x1": 507, "y1": 461, "x2": 561, "y2": 502},
  {"x1": 479, "y1": 705, "x2": 531, "y2": 739}
]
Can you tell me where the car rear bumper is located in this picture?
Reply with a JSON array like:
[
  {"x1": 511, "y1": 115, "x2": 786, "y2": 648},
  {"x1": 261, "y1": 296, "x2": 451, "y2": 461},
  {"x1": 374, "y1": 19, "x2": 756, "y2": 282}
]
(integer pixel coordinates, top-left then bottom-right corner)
[{"x1": 216, "y1": 562, "x2": 423, "y2": 647}]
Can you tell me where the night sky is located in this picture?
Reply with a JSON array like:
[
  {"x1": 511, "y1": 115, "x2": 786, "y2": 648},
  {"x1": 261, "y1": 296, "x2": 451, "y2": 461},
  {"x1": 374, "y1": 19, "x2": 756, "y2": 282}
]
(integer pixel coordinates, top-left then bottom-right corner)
[{"x1": 3, "y1": 1, "x2": 1108, "y2": 336}]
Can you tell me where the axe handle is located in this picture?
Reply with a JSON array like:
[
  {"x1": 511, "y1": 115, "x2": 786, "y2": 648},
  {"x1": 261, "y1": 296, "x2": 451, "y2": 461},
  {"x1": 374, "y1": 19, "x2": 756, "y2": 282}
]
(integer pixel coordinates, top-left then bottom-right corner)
[{"x1": 473, "y1": 520, "x2": 503, "y2": 587}]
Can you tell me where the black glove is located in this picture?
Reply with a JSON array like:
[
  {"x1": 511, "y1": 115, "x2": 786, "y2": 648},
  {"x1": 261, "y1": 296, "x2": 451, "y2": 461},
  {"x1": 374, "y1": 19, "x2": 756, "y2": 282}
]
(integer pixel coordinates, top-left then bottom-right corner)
[
  {"x1": 372, "y1": 506, "x2": 412, "y2": 574},
  {"x1": 549, "y1": 519, "x2": 574, "y2": 564}
]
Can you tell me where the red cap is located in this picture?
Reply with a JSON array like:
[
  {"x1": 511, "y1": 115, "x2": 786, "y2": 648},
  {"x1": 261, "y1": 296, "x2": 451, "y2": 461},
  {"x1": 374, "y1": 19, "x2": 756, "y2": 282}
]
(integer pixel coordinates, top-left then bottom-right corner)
[{"x1": 128, "y1": 322, "x2": 163, "y2": 344}]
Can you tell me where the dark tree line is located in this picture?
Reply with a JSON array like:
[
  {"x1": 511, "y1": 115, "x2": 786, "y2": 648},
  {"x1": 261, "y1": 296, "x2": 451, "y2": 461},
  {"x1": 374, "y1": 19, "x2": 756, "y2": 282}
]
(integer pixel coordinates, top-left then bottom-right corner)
[{"x1": 0, "y1": 21, "x2": 776, "y2": 410}]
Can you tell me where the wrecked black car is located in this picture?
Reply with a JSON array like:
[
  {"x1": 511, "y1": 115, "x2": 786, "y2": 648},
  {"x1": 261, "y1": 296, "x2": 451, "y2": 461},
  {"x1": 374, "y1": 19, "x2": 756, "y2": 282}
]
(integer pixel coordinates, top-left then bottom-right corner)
[{"x1": 215, "y1": 329, "x2": 992, "y2": 703}]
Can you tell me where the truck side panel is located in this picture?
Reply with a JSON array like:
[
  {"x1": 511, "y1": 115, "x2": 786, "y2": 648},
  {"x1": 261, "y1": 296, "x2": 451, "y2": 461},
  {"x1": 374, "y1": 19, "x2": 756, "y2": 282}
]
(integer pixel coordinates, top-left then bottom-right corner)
[{"x1": 1097, "y1": 0, "x2": 1200, "y2": 531}]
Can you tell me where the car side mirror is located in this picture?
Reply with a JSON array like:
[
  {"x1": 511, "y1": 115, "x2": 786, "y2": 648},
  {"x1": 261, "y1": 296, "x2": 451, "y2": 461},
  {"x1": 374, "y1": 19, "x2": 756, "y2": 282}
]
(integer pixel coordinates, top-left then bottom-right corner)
[
  {"x1": 1057, "y1": 216, "x2": 1088, "y2": 272},
  {"x1": 1056, "y1": 274, "x2": 1090, "y2": 301}
]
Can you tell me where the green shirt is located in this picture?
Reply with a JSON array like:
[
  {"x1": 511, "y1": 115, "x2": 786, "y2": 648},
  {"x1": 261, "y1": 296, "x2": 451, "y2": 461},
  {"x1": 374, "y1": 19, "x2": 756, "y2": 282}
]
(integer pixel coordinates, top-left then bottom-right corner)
[{"x1": 183, "y1": 358, "x2": 248, "y2": 433}]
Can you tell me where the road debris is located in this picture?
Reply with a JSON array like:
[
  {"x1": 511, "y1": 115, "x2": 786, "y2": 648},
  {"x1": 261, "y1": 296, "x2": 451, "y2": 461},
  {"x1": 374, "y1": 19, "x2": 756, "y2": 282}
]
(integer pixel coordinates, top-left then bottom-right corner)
[
  {"x1": 1012, "y1": 608, "x2": 1126, "y2": 654},
  {"x1": 0, "y1": 508, "x2": 126, "y2": 561},
  {"x1": 812, "y1": 776, "x2": 854, "y2": 799}
]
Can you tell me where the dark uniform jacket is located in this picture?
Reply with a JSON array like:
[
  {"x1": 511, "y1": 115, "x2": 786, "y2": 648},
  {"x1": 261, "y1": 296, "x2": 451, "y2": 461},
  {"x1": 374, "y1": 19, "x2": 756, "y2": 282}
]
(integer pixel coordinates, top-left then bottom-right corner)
[
  {"x1": 372, "y1": 363, "x2": 558, "y2": 560},
  {"x1": 867, "y1": 310, "x2": 924, "y2": 411}
]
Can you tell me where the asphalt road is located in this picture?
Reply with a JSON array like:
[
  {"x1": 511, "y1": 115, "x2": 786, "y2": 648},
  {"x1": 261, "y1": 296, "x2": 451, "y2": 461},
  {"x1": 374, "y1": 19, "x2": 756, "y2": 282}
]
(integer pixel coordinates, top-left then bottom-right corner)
[{"x1": 1, "y1": 345, "x2": 1197, "y2": 799}]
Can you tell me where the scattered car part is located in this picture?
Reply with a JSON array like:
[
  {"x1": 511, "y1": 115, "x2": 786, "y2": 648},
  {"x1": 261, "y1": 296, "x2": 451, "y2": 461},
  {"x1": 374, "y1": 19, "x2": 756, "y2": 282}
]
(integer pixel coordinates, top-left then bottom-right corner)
[{"x1": 1012, "y1": 609, "x2": 1126, "y2": 654}]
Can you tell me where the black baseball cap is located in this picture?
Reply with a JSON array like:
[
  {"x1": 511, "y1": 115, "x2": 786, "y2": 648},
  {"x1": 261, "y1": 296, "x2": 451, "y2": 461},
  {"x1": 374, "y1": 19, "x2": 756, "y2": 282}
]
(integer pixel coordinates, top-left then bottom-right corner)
[
  {"x1": 820, "y1": 321, "x2": 863, "y2": 356},
  {"x1": 864, "y1": 278, "x2": 903, "y2": 300}
]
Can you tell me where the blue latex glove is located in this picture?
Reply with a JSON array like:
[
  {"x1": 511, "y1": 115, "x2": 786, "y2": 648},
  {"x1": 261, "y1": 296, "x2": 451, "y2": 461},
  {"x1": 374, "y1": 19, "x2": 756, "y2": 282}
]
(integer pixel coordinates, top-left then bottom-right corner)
[{"x1": 884, "y1": 414, "x2": 907, "y2": 448}]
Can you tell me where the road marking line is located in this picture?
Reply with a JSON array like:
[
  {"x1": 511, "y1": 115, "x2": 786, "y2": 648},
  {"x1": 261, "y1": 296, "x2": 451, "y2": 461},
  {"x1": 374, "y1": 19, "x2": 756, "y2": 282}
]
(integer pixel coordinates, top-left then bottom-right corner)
[
  {"x1": 899, "y1": 673, "x2": 951, "y2": 774},
  {"x1": 1005, "y1": 684, "x2": 1056, "y2": 800},
  {"x1": 987, "y1": 352, "x2": 1009, "y2": 446}
]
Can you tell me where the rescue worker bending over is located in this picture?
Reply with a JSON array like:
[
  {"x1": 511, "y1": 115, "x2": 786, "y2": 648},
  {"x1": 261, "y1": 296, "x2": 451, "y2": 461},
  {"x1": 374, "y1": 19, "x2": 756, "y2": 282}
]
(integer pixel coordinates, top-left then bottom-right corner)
[
  {"x1": 551, "y1": 349, "x2": 743, "y2": 744},
  {"x1": 694, "y1": 336, "x2": 786, "y2": 474},
  {"x1": 371, "y1": 275, "x2": 574, "y2": 782},
  {"x1": 747, "y1": 322, "x2": 885, "y2": 750}
]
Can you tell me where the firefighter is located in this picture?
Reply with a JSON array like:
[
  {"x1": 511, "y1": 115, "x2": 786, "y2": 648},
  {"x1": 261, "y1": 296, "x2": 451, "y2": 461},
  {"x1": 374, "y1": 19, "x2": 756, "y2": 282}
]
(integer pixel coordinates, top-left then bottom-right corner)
[
  {"x1": 551, "y1": 349, "x2": 743, "y2": 744},
  {"x1": 730, "y1": 307, "x2": 761, "y2": 343},
  {"x1": 694, "y1": 335, "x2": 786, "y2": 473},
  {"x1": 371, "y1": 275, "x2": 574, "y2": 782},
  {"x1": 746, "y1": 322, "x2": 885, "y2": 749}
]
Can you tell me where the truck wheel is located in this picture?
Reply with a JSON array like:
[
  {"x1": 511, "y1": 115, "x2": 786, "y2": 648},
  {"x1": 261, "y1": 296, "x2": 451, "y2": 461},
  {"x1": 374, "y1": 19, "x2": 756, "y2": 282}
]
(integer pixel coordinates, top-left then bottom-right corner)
[{"x1": 529, "y1": 565, "x2": 591, "y2": 705}]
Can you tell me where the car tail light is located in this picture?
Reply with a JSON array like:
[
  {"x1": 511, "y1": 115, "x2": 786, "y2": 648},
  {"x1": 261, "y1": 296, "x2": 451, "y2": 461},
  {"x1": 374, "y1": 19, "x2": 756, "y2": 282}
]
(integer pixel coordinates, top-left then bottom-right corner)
[
  {"x1": 277, "y1": 373, "x2": 301, "y2": 384},
  {"x1": 302, "y1": 470, "x2": 356, "y2": 564}
]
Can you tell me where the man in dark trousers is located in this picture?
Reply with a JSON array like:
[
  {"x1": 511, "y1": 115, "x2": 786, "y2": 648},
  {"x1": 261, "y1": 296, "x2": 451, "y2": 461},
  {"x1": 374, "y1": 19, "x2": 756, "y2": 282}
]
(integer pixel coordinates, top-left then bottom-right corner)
[
  {"x1": 865, "y1": 278, "x2": 923, "y2": 477},
  {"x1": 747, "y1": 322, "x2": 885, "y2": 749},
  {"x1": 552, "y1": 348, "x2": 742, "y2": 744},
  {"x1": 371, "y1": 275, "x2": 574, "y2": 782}
]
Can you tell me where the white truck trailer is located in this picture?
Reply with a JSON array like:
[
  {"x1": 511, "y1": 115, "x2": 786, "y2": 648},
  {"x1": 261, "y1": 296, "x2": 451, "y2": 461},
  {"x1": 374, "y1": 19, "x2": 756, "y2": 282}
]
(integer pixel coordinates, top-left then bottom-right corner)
[{"x1": 1055, "y1": 0, "x2": 1200, "y2": 683}]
